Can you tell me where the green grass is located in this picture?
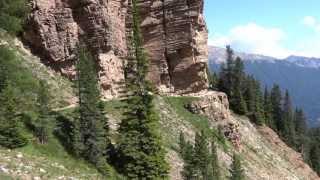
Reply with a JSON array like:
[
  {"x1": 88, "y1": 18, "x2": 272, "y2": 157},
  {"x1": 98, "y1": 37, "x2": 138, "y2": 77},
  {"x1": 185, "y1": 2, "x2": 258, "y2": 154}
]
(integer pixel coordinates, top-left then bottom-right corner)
[
  {"x1": 163, "y1": 96, "x2": 210, "y2": 132},
  {"x1": 0, "y1": 173, "x2": 12, "y2": 180},
  {"x1": 163, "y1": 96, "x2": 230, "y2": 150},
  {"x1": 16, "y1": 115, "x2": 105, "y2": 179},
  {"x1": 0, "y1": 30, "x2": 75, "y2": 109}
]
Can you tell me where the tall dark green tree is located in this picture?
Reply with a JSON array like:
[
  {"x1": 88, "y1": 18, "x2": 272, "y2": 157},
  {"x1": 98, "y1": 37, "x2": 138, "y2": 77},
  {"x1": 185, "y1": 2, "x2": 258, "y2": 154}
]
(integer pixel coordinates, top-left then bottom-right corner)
[
  {"x1": 75, "y1": 46, "x2": 111, "y2": 174},
  {"x1": 179, "y1": 131, "x2": 187, "y2": 154},
  {"x1": 230, "y1": 57, "x2": 247, "y2": 115},
  {"x1": 270, "y1": 84, "x2": 282, "y2": 132},
  {"x1": 252, "y1": 80, "x2": 265, "y2": 125},
  {"x1": 0, "y1": 84, "x2": 27, "y2": 148},
  {"x1": 229, "y1": 154, "x2": 245, "y2": 180},
  {"x1": 181, "y1": 141, "x2": 196, "y2": 180},
  {"x1": 218, "y1": 45, "x2": 234, "y2": 96},
  {"x1": 310, "y1": 143, "x2": 320, "y2": 174},
  {"x1": 210, "y1": 141, "x2": 221, "y2": 180},
  {"x1": 282, "y1": 90, "x2": 296, "y2": 145},
  {"x1": 33, "y1": 80, "x2": 51, "y2": 144},
  {"x1": 294, "y1": 108, "x2": 307, "y2": 137},
  {"x1": 218, "y1": 47, "x2": 247, "y2": 115},
  {"x1": 117, "y1": 0, "x2": 169, "y2": 178},
  {"x1": 193, "y1": 131, "x2": 210, "y2": 179},
  {"x1": 264, "y1": 87, "x2": 274, "y2": 128},
  {"x1": 243, "y1": 76, "x2": 256, "y2": 114}
]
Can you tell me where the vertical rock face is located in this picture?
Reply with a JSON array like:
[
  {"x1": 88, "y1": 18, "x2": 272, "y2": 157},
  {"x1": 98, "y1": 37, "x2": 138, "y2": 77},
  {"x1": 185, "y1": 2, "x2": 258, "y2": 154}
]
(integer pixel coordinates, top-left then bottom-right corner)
[
  {"x1": 25, "y1": 0, "x2": 128, "y2": 98},
  {"x1": 24, "y1": 0, "x2": 208, "y2": 98},
  {"x1": 138, "y1": 0, "x2": 208, "y2": 93}
]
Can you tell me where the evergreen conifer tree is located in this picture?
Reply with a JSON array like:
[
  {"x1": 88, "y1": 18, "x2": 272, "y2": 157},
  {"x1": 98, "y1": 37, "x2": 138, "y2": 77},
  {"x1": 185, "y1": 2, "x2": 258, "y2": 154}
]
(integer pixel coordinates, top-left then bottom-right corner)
[
  {"x1": 282, "y1": 90, "x2": 296, "y2": 145},
  {"x1": 0, "y1": 84, "x2": 27, "y2": 148},
  {"x1": 75, "y1": 46, "x2": 111, "y2": 174},
  {"x1": 264, "y1": 87, "x2": 274, "y2": 128},
  {"x1": 193, "y1": 131, "x2": 210, "y2": 179},
  {"x1": 229, "y1": 153, "x2": 245, "y2": 180},
  {"x1": 117, "y1": 0, "x2": 169, "y2": 178},
  {"x1": 243, "y1": 76, "x2": 256, "y2": 114},
  {"x1": 218, "y1": 46, "x2": 234, "y2": 96},
  {"x1": 270, "y1": 84, "x2": 282, "y2": 132},
  {"x1": 294, "y1": 108, "x2": 307, "y2": 136},
  {"x1": 181, "y1": 142, "x2": 196, "y2": 180},
  {"x1": 34, "y1": 80, "x2": 51, "y2": 144},
  {"x1": 179, "y1": 131, "x2": 187, "y2": 154},
  {"x1": 211, "y1": 140, "x2": 221, "y2": 180},
  {"x1": 252, "y1": 80, "x2": 265, "y2": 125},
  {"x1": 294, "y1": 108, "x2": 308, "y2": 151},
  {"x1": 310, "y1": 144, "x2": 320, "y2": 174},
  {"x1": 230, "y1": 57, "x2": 247, "y2": 115}
]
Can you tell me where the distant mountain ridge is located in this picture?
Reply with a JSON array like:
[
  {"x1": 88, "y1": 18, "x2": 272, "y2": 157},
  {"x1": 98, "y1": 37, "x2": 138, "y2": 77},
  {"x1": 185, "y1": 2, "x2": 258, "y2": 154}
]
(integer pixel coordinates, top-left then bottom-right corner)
[
  {"x1": 209, "y1": 46, "x2": 320, "y2": 68},
  {"x1": 208, "y1": 46, "x2": 320, "y2": 127}
]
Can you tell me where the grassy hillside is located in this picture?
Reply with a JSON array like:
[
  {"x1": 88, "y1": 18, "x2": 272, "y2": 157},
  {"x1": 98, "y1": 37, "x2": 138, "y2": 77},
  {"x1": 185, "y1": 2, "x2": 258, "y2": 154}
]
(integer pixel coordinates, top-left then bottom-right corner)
[{"x1": 0, "y1": 30, "x2": 74, "y2": 109}]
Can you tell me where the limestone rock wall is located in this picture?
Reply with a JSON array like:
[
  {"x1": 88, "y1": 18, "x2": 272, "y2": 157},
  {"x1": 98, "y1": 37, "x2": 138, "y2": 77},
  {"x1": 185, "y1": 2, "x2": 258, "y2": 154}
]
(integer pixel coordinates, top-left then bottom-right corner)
[{"x1": 24, "y1": 0, "x2": 209, "y2": 98}]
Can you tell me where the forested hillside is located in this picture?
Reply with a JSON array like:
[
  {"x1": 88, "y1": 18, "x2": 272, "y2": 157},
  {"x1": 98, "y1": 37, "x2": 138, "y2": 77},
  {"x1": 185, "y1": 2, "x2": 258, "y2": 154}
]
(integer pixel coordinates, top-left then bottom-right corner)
[{"x1": 209, "y1": 46, "x2": 320, "y2": 127}]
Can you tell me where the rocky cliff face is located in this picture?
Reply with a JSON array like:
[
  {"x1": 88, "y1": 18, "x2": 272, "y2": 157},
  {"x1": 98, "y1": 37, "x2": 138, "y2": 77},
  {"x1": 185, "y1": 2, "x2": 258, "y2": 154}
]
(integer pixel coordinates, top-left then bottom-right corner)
[{"x1": 24, "y1": 0, "x2": 208, "y2": 98}]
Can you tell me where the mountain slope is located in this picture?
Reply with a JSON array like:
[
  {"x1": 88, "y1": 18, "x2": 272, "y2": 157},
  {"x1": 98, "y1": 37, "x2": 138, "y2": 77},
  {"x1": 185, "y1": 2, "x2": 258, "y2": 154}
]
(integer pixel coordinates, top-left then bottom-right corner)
[
  {"x1": 0, "y1": 36, "x2": 318, "y2": 179},
  {"x1": 209, "y1": 46, "x2": 320, "y2": 127}
]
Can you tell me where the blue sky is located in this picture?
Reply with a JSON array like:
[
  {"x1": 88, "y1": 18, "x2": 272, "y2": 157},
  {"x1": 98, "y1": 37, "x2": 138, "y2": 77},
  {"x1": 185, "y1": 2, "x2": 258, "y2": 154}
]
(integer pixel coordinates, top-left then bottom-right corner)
[{"x1": 204, "y1": 0, "x2": 320, "y2": 58}]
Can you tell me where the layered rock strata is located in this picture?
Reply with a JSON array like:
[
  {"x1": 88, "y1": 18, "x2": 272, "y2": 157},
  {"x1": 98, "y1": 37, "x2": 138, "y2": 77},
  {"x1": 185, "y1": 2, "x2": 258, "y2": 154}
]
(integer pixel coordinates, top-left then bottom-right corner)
[{"x1": 24, "y1": 0, "x2": 208, "y2": 98}]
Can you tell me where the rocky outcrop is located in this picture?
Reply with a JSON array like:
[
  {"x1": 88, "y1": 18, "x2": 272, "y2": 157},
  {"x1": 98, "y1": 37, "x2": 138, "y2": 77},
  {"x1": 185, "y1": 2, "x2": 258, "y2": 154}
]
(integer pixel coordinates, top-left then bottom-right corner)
[
  {"x1": 24, "y1": 0, "x2": 208, "y2": 98},
  {"x1": 185, "y1": 91, "x2": 241, "y2": 148},
  {"x1": 185, "y1": 91, "x2": 230, "y2": 122}
]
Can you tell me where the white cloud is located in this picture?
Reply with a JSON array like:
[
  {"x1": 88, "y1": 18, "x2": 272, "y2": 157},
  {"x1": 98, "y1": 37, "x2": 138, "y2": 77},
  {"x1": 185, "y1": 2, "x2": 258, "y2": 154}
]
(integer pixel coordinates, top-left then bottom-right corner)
[
  {"x1": 209, "y1": 23, "x2": 292, "y2": 58},
  {"x1": 302, "y1": 16, "x2": 320, "y2": 32},
  {"x1": 303, "y1": 16, "x2": 317, "y2": 27}
]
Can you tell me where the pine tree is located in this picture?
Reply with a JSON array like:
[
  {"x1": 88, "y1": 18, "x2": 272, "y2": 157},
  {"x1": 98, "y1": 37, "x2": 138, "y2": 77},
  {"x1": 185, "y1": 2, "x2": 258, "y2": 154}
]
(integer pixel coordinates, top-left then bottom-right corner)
[
  {"x1": 294, "y1": 108, "x2": 308, "y2": 152},
  {"x1": 0, "y1": 84, "x2": 27, "y2": 148},
  {"x1": 210, "y1": 140, "x2": 221, "y2": 180},
  {"x1": 209, "y1": 71, "x2": 219, "y2": 90},
  {"x1": 218, "y1": 45, "x2": 235, "y2": 96},
  {"x1": 270, "y1": 84, "x2": 282, "y2": 132},
  {"x1": 75, "y1": 46, "x2": 111, "y2": 174},
  {"x1": 181, "y1": 142, "x2": 196, "y2": 180},
  {"x1": 117, "y1": 0, "x2": 169, "y2": 178},
  {"x1": 33, "y1": 80, "x2": 51, "y2": 144},
  {"x1": 282, "y1": 90, "x2": 296, "y2": 146},
  {"x1": 244, "y1": 76, "x2": 256, "y2": 114},
  {"x1": 232, "y1": 86, "x2": 248, "y2": 115},
  {"x1": 0, "y1": 46, "x2": 11, "y2": 94},
  {"x1": 230, "y1": 57, "x2": 247, "y2": 115},
  {"x1": 179, "y1": 131, "x2": 187, "y2": 154},
  {"x1": 229, "y1": 153, "x2": 245, "y2": 180},
  {"x1": 294, "y1": 108, "x2": 307, "y2": 136},
  {"x1": 252, "y1": 80, "x2": 265, "y2": 125},
  {"x1": 264, "y1": 87, "x2": 274, "y2": 128},
  {"x1": 310, "y1": 144, "x2": 320, "y2": 174},
  {"x1": 193, "y1": 131, "x2": 210, "y2": 179}
]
